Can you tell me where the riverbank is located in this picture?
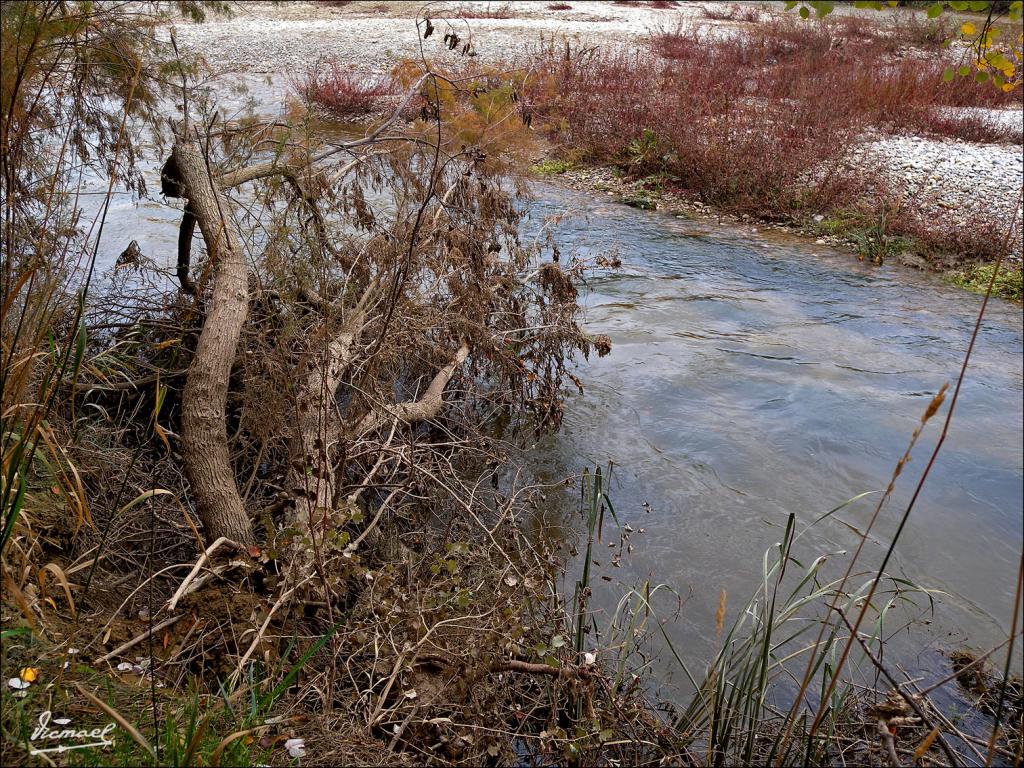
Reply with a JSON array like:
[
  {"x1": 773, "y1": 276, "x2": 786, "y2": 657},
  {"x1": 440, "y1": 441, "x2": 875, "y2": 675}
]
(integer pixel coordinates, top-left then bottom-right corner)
[
  {"x1": 174, "y1": 0, "x2": 1024, "y2": 299},
  {"x1": 538, "y1": 158, "x2": 1024, "y2": 300}
]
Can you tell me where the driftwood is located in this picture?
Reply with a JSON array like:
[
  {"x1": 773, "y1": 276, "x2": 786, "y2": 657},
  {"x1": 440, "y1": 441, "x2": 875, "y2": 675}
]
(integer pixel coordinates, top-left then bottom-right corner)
[{"x1": 355, "y1": 343, "x2": 470, "y2": 437}]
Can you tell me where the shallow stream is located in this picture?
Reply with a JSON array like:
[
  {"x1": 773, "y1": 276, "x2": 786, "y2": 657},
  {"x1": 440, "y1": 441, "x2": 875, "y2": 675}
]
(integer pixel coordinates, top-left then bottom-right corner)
[{"x1": 518, "y1": 183, "x2": 1023, "y2": 695}]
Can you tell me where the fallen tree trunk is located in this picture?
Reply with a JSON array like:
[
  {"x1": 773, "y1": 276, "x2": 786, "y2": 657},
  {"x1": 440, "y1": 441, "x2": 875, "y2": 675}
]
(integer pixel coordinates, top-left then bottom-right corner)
[{"x1": 174, "y1": 140, "x2": 254, "y2": 546}]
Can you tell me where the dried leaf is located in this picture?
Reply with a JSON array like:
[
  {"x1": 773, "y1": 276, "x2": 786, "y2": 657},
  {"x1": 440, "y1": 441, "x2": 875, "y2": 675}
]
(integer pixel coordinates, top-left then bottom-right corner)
[{"x1": 913, "y1": 727, "x2": 940, "y2": 761}]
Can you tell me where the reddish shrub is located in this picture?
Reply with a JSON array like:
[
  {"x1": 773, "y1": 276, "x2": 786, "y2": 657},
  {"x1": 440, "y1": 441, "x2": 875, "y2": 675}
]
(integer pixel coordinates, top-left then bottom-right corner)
[
  {"x1": 649, "y1": 21, "x2": 704, "y2": 60},
  {"x1": 888, "y1": 14, "x2": 953, "y2": 49},
  {"x1": 516, "y1": 15, "x2": 1021, "y2": 217},
  {"x1": 612, "y1": 0, "x2": 678, "y2": 6},
  {"x1": 293, "y1": 62, "x2": 393, "y2": 118},
  {"x1": 547, "y1": 2, "x2": 572, "y2": 8},
  {"x1": 452, "y1": 3, "x2": 515, "y2": 18},
  {"x1": 738, "y1": 6, "x2": 761, "y2": 23},
  {"x1": 700, "y1": 4, "x2": 737, "y2": 21}
]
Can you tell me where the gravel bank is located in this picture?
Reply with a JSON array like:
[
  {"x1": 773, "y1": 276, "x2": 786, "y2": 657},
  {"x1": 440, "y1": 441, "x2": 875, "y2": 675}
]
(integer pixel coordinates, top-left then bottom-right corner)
[
  {"x1": 173, "y1": 1, "x2": 696, "y2": 76},
  {"x1": 858, "y1": 135, "x2": 1023, "y2": 243}
]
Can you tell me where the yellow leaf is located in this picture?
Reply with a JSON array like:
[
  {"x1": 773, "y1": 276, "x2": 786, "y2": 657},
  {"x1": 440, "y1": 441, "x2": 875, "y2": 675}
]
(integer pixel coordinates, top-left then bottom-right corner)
[
  {"x1": 913, "y1": 727, "x2": 940, "y2": 761},
  {"x1": 19, "y1": 667, "x2": 39, "y2": 683},
  {"x1": 1002, "y1": 83, "x2": 1015, "y2": 92},
  {"x1": 961, "y1": 21, "x2": 976, "y2": 35},
  {"x1": 715, "y1": 589, "x2": 727, "y2": 637},
  {"x1": 153, "y1": 422, "x2": 172, "y2": 455}
]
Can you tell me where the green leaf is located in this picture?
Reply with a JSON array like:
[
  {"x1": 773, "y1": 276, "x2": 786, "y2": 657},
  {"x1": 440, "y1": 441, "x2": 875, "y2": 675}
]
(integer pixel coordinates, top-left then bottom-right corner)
[
  {"x1": 968, "y1": 0, "x2": 987, "y2": 9},
  {"x1": 927, "y1": 2, "x2": 944, "y2": 18},
  {"x1": 799, "y1": 6, "x2": 810, "y2": 18},
  {"x1": 975, "y1": 70, "x2": 989, "y2": 83},
  {"x1": 949, "y1": 1, "x2": 968, "y2": 9},
  {"x1": 943, "y1": 67, "x2": 955, "y2": 82},
  {"x1": 260, "y1": 620, "x2": 345, "y2": 710},
  {"x1": 958, "y1": 64, "x2": 973, "y2": 75},
  {"x1": 550, "y1": 634, "x2": 566, "y2": 649}
]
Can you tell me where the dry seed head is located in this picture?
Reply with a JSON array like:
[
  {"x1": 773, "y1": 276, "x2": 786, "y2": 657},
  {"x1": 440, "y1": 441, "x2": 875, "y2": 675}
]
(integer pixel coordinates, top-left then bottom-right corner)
[{"x1": 922, "y1": 382, "x2": 949, "y2": 423}]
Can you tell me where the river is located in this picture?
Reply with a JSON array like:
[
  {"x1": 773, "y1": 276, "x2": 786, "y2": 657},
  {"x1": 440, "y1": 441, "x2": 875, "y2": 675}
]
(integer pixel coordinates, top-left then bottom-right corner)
[{"x1": 521, "y1": 183, "x2": 1023, "y2": 695}]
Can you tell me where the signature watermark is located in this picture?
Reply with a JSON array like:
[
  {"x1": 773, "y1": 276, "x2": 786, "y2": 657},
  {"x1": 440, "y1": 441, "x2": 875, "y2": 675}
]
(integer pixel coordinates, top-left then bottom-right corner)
[{"x1": 29, "y1": 710, "x2": 116, "y2": 756}]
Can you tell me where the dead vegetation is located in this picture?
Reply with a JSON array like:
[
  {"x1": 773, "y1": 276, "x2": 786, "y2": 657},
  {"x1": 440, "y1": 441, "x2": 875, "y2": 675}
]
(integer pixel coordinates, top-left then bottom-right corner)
[
  {"x1": 0, "y1": 2, "x2": 688, "y2": 765},
  {"x1": 2, "y1": 3, "x2": 1022, "y2": 767}
]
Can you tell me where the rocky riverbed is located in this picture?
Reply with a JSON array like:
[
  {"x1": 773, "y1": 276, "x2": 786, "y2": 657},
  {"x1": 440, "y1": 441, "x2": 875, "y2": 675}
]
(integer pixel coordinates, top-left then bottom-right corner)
[{"x1": 857, "y1": 134, "x2": 1023, "y2": 244}]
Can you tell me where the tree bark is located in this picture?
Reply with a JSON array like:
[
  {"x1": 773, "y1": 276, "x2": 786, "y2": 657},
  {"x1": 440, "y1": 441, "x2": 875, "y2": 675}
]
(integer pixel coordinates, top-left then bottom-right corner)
[
  {"x1": 285, "y1": 313, "x2": 364, "y2": 532},
  {"x1": 174, "y1": 140, "x2": 254, "y2": 546}
]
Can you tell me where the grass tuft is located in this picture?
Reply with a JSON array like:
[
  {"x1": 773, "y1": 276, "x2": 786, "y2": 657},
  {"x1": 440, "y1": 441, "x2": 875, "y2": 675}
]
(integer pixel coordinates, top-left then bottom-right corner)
[{"x1": 949, "y1": 262, "x2": 1024, "y2": 301}]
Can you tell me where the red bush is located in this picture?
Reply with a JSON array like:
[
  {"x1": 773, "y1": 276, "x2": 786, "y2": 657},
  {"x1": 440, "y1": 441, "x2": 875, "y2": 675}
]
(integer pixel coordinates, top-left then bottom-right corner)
[
  {"x1": 516, "y1": 16, "x2": 1020, "y2": 217},
  {"x1": 293, "y1": 62, "x2": 393, "y2": 118},
  {"x1": 452, "y1": 4, "x2": 516, "y2": 19}
]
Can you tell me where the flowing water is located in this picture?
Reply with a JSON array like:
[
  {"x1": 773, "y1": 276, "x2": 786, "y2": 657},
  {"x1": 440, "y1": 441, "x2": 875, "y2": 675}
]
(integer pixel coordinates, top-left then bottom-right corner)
[{"x1": 520, "y1": 183, "x2": 1024, "y2": 694}]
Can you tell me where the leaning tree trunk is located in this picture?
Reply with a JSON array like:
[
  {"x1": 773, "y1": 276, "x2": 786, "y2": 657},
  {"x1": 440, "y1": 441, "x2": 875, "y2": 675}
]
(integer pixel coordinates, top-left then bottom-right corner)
[{"x1": 174, "y1": 141, "x2": 254, "y2": 546}]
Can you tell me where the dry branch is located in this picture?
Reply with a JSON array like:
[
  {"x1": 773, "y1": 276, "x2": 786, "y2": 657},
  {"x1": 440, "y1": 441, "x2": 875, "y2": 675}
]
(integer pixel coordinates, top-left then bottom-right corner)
[
  {"x1": 166, "y1": 535, "x2": 242, "y2": 612},
  {"x1": 285, "y1": 310, "x2": 366, "y2": 531},
  {"x1": 355, "y1": 343, "x2": 470, "y2": 436},
  {"x1": 95, "y1": 615, "x2": 183, "y2": 664}
]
